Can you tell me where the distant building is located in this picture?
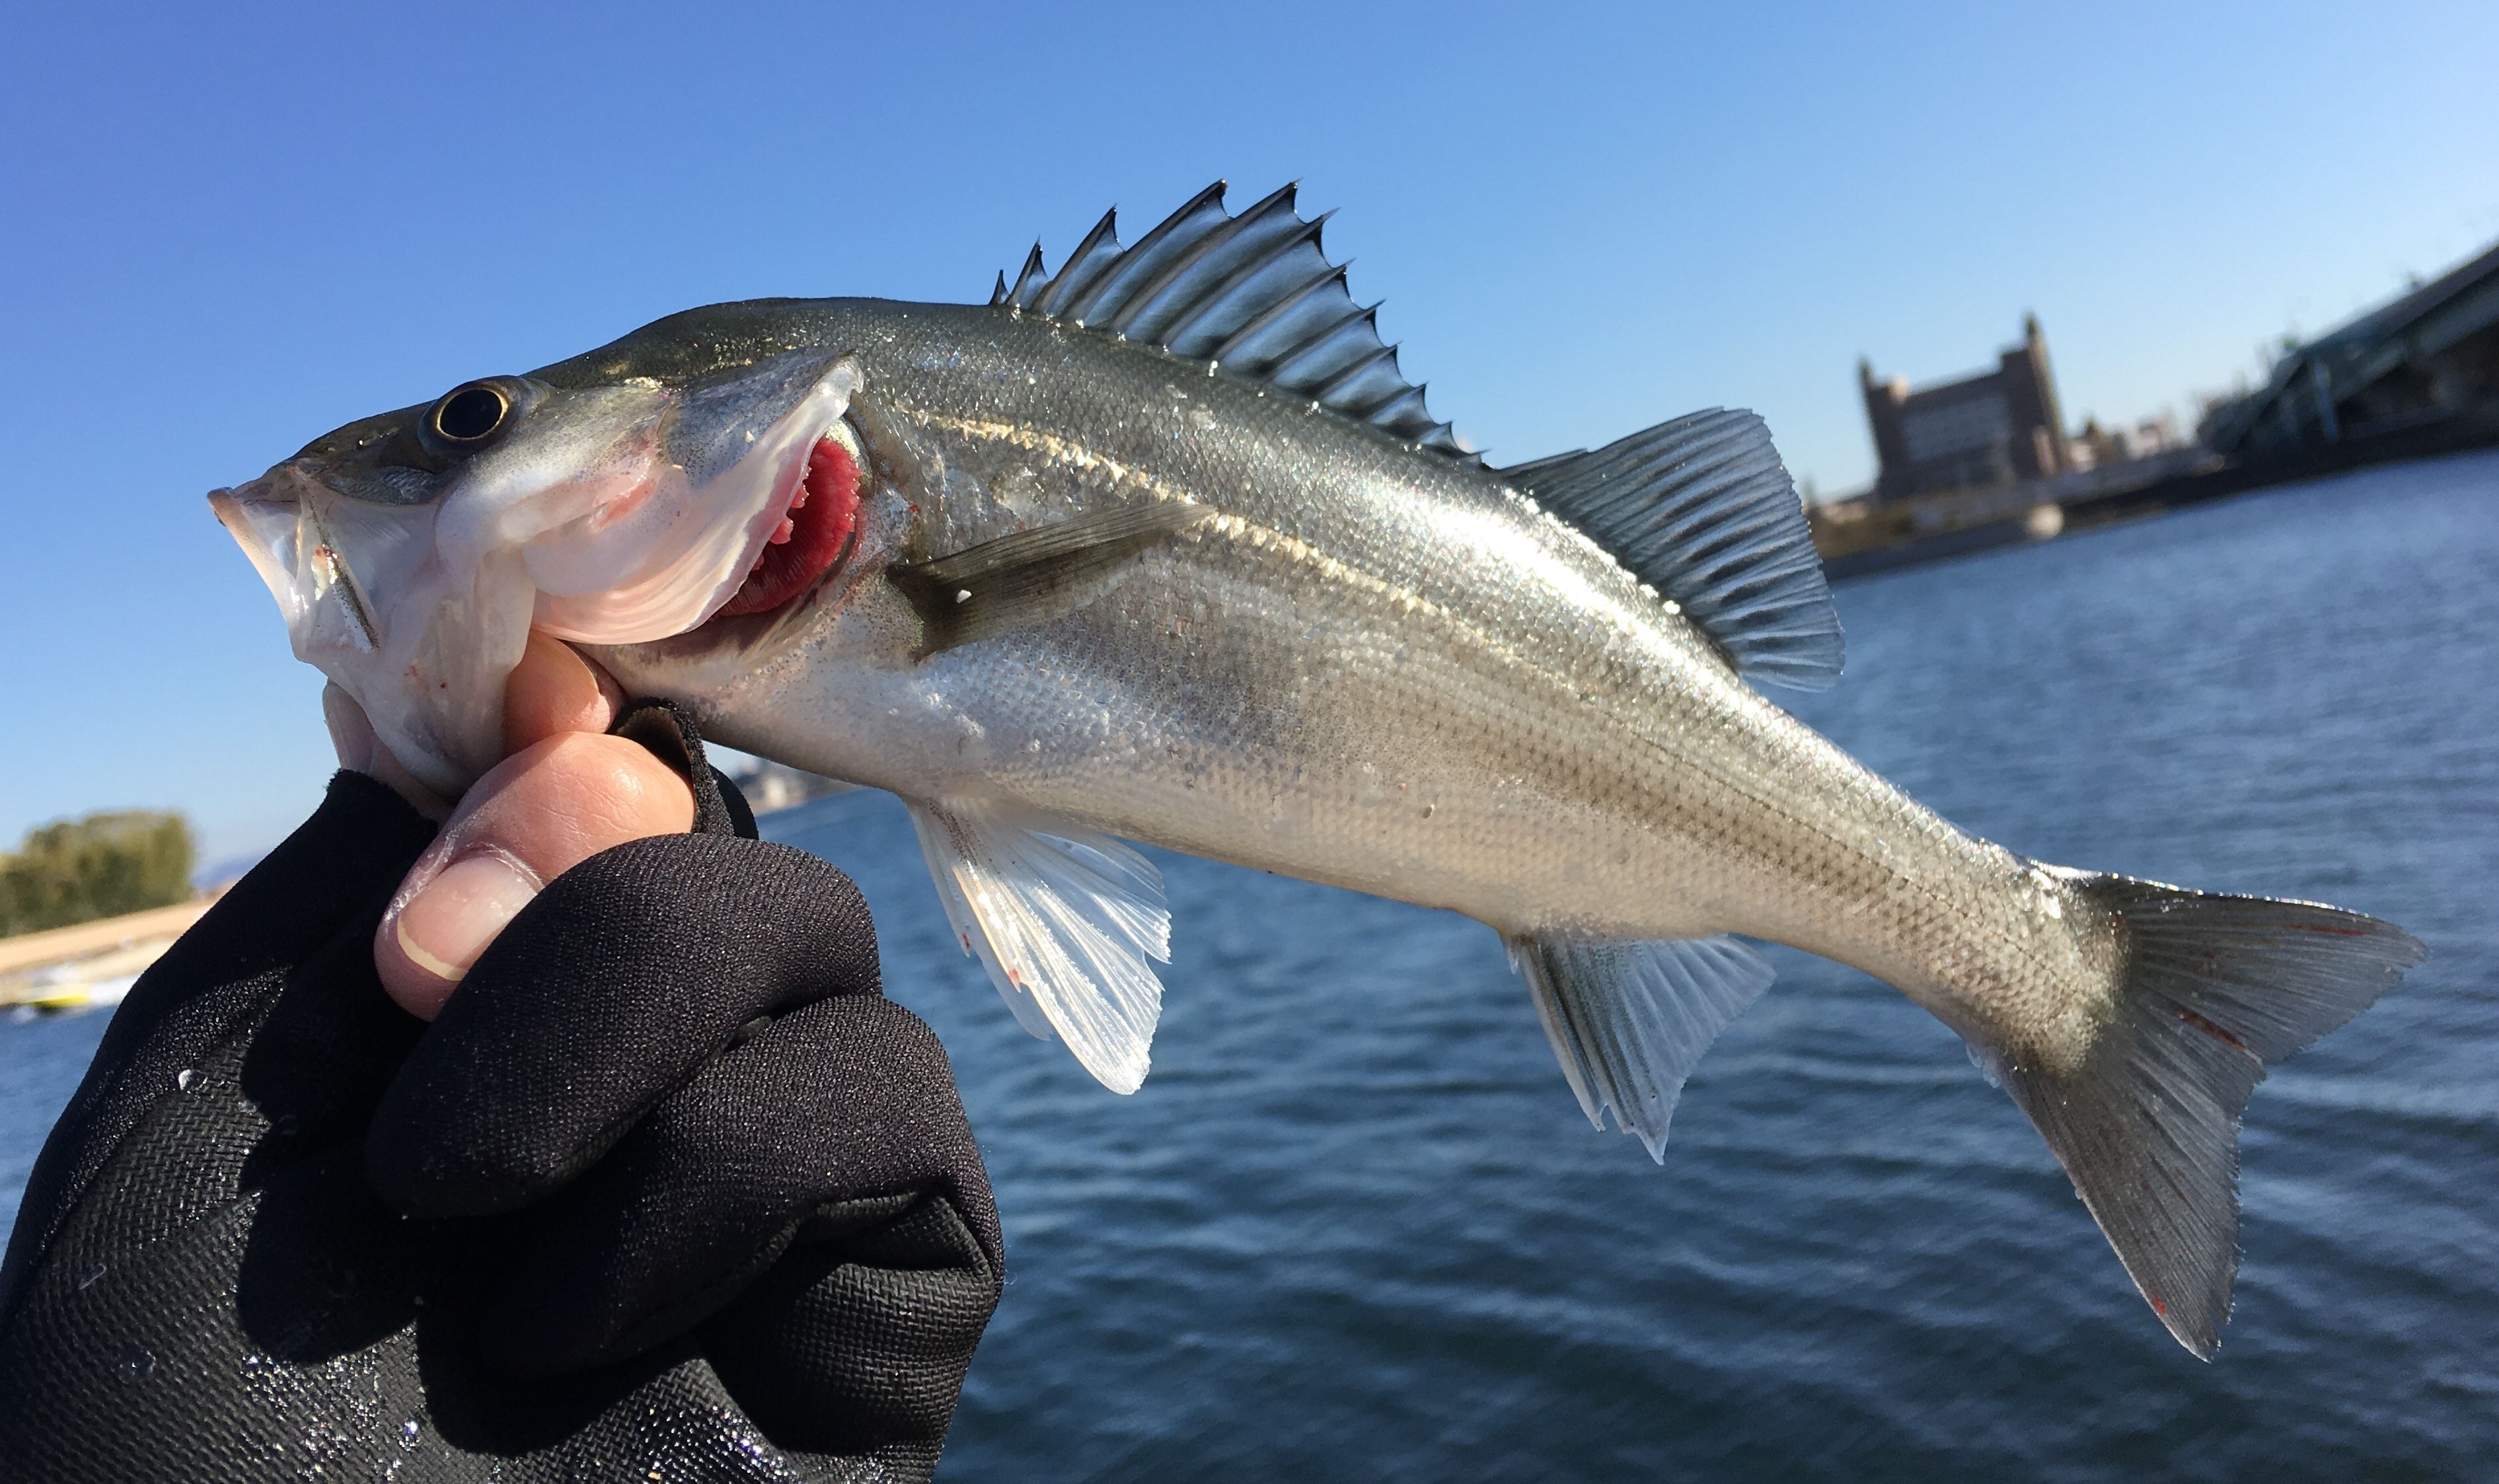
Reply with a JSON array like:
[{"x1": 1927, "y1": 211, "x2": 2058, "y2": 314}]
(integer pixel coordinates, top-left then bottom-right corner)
[
  {"x1": 2071, "y1": 410, "x2": 2184, "y2": 472},
  {"x1": 2206, "y1": 237, "x2": 2499, "y2": 457},
  {"x1": 1860, "y1": 316, "x2": 2071, "y2": 503}
]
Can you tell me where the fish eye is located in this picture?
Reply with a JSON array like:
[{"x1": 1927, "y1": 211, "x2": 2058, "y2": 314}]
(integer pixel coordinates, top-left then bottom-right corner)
[
  {"x1": 431, "y1": 383, "x2": 511, "y2": 443},
  {"x1": 409, "y1": 375, "x2": 544, "y2": 464}
]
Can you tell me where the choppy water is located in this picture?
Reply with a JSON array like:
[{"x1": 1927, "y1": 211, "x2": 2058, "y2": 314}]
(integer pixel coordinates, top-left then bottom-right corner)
[{"x1": 6, "y1": 453, "x2": 2495, "y2": 1479}]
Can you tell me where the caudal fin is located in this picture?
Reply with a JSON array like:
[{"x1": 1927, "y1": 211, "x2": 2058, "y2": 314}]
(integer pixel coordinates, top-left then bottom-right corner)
[{"x1": 1979, "y1": 870, "x2": 2424, "y2": 1358}]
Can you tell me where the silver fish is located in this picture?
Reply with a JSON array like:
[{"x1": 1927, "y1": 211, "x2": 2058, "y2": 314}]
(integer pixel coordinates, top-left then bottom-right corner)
[{"x1": 213, "y1": 182, "x2": 2423, "y2": 1356}]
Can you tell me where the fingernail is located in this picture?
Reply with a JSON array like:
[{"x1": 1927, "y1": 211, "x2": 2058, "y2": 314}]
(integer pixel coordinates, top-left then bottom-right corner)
[{"x1": 392, "y1": 850, "x2": 542, "y2": 983}]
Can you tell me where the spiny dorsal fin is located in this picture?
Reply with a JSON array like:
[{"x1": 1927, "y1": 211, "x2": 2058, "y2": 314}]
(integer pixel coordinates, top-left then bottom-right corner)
[
  {"x1": 994, "y1": 182, "x2": 1468, "y2": 459},
  {"x1": 1508, "y1": 410, "x2": 1844, "y2": 692}
]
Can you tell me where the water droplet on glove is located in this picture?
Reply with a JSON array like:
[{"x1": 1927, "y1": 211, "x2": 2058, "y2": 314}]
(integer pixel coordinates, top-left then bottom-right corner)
[
  {"x1": 75, "y1": 1262, "x2": 105, "y2": 1290},
  {"x1": 114, "y1": 1345, "x2": 155, "y2": 1384},
  {"x1": 176, "y1": 1069, "x2": 203, "y2": 1093}
]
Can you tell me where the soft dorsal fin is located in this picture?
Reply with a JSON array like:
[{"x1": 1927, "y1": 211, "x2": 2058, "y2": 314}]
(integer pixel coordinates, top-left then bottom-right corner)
[
  {"x1": 1508, "y1": 410, "x2": 1844, "y2": 691},
  {"x1": 992, "y1": 181, "x2": 1468, "y2": 459}
]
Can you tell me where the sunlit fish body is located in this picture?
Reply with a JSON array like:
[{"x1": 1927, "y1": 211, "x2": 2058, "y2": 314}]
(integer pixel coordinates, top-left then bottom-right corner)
[{"x1": 212, "y1": 183, "x2": 2423, "y2": 1356}]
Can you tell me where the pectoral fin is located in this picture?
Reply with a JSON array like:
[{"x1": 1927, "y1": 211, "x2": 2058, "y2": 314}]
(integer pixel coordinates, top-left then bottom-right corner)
[
  {"x1": 887, "y1": 501, "x2": 1210, "y2": 658},
  {"x1": 906, "y1": 800, "x2": 1172, "y2": 1094}
]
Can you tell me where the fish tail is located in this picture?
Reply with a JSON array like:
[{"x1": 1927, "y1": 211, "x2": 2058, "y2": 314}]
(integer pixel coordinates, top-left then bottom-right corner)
[{"x1": 1966, "y1": 869, "x2": 2422, "y2": 1358}]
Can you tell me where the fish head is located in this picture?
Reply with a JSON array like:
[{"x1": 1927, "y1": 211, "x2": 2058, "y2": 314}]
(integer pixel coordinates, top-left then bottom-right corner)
[{"x1": 211, "y1": 348, "x2": 864, "y2": 794}]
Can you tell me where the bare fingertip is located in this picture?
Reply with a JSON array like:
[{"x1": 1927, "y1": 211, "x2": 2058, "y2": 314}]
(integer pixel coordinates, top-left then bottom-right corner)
[
  {"x1": 504, "y1": 632, "x2": 618, "y2": 753},
  {"x1": 587, "y1": 652, "x2": 628, "y2": 720}
]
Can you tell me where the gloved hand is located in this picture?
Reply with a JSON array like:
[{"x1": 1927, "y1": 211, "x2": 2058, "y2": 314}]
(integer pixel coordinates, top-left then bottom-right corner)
[{"x1": 0, "y1": 710, "x2": 1001, "y2": 1481}]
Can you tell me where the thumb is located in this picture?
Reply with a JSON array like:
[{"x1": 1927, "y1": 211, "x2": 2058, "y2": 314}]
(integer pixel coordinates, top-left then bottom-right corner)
[{"x1": 376, "y1": 732, "x2": 694, "y2": 1020}]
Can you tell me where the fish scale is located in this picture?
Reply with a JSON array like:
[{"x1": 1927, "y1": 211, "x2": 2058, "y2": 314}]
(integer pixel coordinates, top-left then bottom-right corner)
[{"x1": 213, "y1": 182, "x2": 2425, "y2": 1360}]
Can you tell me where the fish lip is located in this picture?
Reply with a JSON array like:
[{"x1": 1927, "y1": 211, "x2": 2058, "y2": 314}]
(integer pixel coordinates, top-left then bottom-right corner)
[
  {"x1": 206, "y1": 485, "x2": 268, "y2": 569},
  {"x1": 207, "y1": 468, "x2": 314, "y2": 624}
]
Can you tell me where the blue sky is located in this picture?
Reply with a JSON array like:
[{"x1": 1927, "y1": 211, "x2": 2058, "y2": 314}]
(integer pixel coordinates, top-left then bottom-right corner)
[{"x1": 3, "y1": 1, "x2": 2494, "y2": 864}]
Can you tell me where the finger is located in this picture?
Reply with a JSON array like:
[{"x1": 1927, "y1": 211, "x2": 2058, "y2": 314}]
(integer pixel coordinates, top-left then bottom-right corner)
[
  {"x1": 469, "y1": 994, "x2": 998, "y2": 1374},
  {"x1": 364, "y1": 833, "x2": 882, "y2": 1217},
  {"x1": 502, "y1": 630, "x2": 626, "y2": 755},
  {"x1": 322, "y1": 683, "x2": 451, "y2": 821},
  {"x1": 374, "y1": 731, "x2": 695, "y2": 1020},
  {"x1": 368, "y1": 631, "x2": 648, "y2": 1011}
]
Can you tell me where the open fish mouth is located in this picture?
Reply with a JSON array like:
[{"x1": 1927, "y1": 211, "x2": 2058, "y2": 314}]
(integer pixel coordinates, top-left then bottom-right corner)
[{"x1": 209, "y1": 463, "x2": 387, "y2": 660}]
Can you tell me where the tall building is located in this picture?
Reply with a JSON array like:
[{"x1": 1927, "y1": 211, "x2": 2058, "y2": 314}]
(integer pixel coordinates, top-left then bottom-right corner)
[{"x1": 1860, "y1": 316, "x2": 2071, "y2": 503}]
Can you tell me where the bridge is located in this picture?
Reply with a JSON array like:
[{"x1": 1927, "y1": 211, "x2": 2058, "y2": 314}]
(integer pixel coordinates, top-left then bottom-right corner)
[{"x1": 2210, "y1": 237, "x2": 2499, "y2": 456}]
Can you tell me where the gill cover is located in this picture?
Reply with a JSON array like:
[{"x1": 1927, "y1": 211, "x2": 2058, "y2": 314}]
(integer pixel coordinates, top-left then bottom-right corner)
[{"x1": 211, "y1": 351, "x2": 859, "y2": 794}]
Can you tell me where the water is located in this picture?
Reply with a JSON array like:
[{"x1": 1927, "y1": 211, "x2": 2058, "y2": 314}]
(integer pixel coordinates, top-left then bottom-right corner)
[{"x1": 4, "y1": 453, "x2": 2494, "y2": 1479}]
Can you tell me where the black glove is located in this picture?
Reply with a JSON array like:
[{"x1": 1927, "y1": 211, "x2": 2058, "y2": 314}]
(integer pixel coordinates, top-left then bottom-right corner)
[{"x1": 0, "y1": 711, "x2": 1002, "y2": 1481}]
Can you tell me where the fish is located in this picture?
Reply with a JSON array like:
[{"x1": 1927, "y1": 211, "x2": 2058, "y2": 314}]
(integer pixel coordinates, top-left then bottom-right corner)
[{"x1": 211, "y1": 181, "x2": 2425, "y2": 1356}]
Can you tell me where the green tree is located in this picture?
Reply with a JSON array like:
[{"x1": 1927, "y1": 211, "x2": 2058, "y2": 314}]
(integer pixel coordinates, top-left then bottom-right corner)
[{"x1": 0, "y1": 811, "x2": 196, "y2": 937}]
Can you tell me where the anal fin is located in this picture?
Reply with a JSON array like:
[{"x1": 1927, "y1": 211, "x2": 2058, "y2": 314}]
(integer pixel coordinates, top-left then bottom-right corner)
[
  {"x1": 907, "y1": 801, "x2": 1171, "y2": 1094},
  {"x1": 1507, "y1": 934, "x2": 1773, "y2": 1159}
]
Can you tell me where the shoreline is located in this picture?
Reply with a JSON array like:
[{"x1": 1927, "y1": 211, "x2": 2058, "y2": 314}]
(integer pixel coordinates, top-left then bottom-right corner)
[
  {"x1": 1819, "y1": 412, "x2": 2499, "y2": 582},
  {"x1": 0, "y1": 897, "x2": 215, "y2": 1014}
]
